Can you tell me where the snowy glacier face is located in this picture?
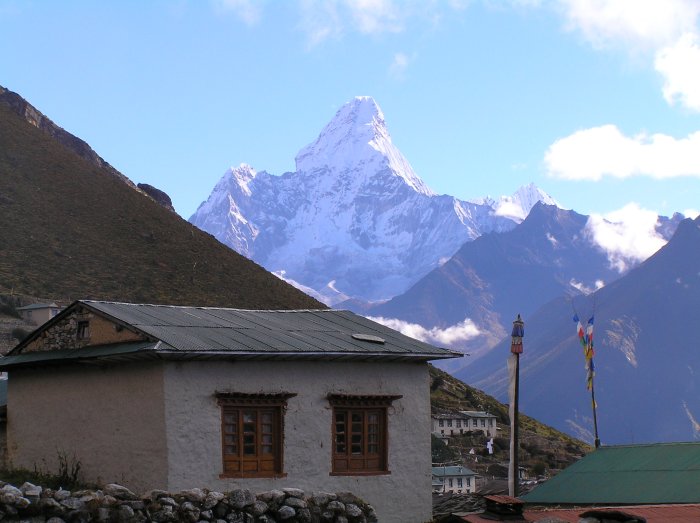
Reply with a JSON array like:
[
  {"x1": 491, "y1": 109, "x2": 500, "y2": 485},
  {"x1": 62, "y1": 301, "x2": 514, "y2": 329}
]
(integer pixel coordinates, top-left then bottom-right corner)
[{"x1": 190, "y1": 96, "x2": 554, "y2": 304}]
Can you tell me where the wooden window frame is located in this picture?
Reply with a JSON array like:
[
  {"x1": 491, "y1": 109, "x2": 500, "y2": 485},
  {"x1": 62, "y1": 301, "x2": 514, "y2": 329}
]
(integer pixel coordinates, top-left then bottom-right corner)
[
  {"x1": 216, "y1": 392, "x2": 295, "y2": 479},
  {"x1": 76, "y1": 321, "x2": 90, "y2": 340},
  {"x1": 328, "y1": 394, "x2": 401, "y2": 476}
]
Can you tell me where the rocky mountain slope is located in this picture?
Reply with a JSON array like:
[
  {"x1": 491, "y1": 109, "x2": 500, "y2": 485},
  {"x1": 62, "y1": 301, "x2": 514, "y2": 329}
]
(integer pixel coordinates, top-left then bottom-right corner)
[
  {"x1": 458, "y1": 215, "x2": 700, "y2": 444},
  {"x1": 429, "y1": 366, "x2": 589, "y2": 476},
  {"x1": 367, "y1": 203, "x2": 682, "y2": 366},
  {"x1": 0, "y1": 95, "x2": 323, "y2": 311},
  {"x1": 0, "y1": 85, "x2": 174, "y2": 212},
  {"x1": 190, "y1": 97, "x2": 555, "y2": 305}
]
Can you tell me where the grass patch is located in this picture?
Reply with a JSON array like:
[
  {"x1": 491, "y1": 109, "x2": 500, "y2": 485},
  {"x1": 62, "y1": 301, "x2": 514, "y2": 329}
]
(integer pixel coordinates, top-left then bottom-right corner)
[{"x1": 0, "y1": 452, "x2": 90, "y2": 491}]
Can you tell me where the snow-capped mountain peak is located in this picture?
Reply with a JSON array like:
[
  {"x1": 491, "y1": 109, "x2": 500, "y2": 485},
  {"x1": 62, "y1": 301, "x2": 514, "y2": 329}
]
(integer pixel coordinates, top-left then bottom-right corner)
[
  {"x1": 295, "y1": 96, "x2": 434, "y2": 196},
  {"x1": 472, "y1": 183, "x2": 559, "y2": 221},
  {"x1": 228, "y1": 163, "x2": 257, "y2": 196},
  {"x1": 190, "y1": 96, "x2": 557, "y2": 305}
]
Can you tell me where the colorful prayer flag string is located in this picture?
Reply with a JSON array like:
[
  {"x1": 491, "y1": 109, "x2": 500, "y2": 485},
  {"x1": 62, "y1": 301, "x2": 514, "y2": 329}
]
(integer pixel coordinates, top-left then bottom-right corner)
[{"x1": 574, "y1": 314, "x2": 595, "y2": 390}]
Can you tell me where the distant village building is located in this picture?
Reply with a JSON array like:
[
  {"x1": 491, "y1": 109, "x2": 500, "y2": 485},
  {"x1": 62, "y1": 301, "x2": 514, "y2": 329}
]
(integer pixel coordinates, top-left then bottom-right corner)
[
  {"x1": 432, "y1": 411, "x2": 498, "y2": 439},
  {"x1": 15, "y1": 303, "x2": 62, "y2": 325},
  {"x1": 432, "y1": 465, "x2": 478, "y2": 494},
  {"x1": 0, "y1": 300, "x2": 460, "y2": 523}
]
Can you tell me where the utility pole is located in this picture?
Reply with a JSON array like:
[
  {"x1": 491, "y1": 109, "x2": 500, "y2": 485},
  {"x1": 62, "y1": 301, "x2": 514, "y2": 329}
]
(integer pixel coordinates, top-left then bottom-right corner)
[{"x1": 508, "y1": 314, "x2": 524, "y2": 497}]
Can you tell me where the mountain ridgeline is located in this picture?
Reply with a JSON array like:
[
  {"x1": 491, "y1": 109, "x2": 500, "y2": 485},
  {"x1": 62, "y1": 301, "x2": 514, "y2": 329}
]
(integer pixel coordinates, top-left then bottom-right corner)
[
  {"x1": 0, "y1": 90, "x2": 324, "y2": 310},
  {"x1": 460, "y1": 215, "x2": 700, "y2": 444},
  {"x1": 189, "y1": 97, "x2": 556, "y2": 306},
  {"x1": 3, "y1": 84, "x2": 695, "y2": 448}
]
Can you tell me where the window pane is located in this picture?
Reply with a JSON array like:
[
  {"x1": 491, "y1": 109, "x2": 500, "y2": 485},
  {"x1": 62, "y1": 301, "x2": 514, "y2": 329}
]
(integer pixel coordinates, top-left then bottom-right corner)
[
  {"x1": 351, "y1": 433, "x2": 362, "y2": 454},
  {"x1": 332, "y1": 406, "x2": 387, "y2": 474},
  {"x1": 336, "y1": 434, "x2": 346, "y2": 453},
  {"x1": 220, "y1": 403, "x2": 282, "y2": 476}
]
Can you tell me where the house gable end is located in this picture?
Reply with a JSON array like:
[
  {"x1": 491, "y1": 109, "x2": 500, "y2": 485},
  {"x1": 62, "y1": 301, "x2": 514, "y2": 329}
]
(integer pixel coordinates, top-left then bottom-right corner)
[{"x1": 18, "y1": 303, "x2": 149, "y2": 354}]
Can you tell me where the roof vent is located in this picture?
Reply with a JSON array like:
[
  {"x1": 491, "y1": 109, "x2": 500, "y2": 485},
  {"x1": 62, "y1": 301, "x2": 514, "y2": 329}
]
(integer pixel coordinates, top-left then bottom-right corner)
[{"x1": 351, "y1": 333, "x2": 385, "y2": 344}]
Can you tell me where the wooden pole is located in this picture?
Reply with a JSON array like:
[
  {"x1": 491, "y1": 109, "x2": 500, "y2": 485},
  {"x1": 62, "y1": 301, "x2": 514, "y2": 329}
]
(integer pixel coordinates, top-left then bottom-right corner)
[
  {"x1": 591, "y1": 363, "x2": 600, "y2": 448},
  {"x1": 512, "y1": 352, "x2": 520, "y2": 496},
  {"x1": 508, "y1": 314, "x2": 524, "y2": 497}
]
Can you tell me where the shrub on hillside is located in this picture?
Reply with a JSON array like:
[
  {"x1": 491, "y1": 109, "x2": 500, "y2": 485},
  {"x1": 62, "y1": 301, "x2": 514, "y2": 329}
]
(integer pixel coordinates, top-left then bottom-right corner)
[
  {"x1": 11, "y1": 327, "x2": 31, "y2": 341},
  {"x1": 0, "y1": 299, "x2": 20, "y2": 318}
]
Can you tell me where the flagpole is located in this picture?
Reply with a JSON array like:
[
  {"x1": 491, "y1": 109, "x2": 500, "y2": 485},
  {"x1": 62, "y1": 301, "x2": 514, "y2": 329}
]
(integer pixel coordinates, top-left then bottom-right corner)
[
  {"x1": 590, "y1": 364, "x2": 600, "y2": 448},
  {"x1": 574, "y1": 311, "x2": 601, "y2": 449},
  {"x1": 508, "y1": 314, "x2": 524, "y2": 498}
]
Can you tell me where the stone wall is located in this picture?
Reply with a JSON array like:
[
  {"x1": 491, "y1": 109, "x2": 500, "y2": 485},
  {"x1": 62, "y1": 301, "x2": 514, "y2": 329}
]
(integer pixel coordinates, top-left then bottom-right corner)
[
  {"x1": 22, "y1": 310, "x2": 143, "y2": 353},
  {"x1": 0, "y1": 482, "x2": 378, "y2": 522}
]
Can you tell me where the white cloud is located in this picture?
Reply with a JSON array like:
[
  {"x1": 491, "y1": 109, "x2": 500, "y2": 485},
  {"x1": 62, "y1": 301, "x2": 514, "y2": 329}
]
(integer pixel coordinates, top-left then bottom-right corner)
[
  {"x1": 569, "y1": 278, "x2": 604, "y2": 294},
  {"x1": 557, "y1": 0, "x2": 700, "y2": 50},
  {"x1": 555, "y1": 1, "x2": 700, "y2": 112},
  {"x1": 213, "y1": 0, "x2": 263, "y2": 25},
  {"x1": 389, "y1": 52, "x2": 410, "y2": 78},
  {"x1": 367, "y1": 316, "x2": 481, "y2": 347},
  {"x1": 655, "y1": 32, "x2": 700, "y2": 112},
  {"x1": 298, "y1": 0, "x2": 405, "y2": 45},
  {"x1": 348, "y1": 0, "x2": 402, "y2": 34},
  {"x1": 494, "y1": 199, "x2": 527, "y2": 220},
  {"x1": 544, "y1": 124, "x2": 700, "y2": 181},
  {"x1": 684, "y1": 208, "x2": 700, "y2": 219},
  {"x1": 585, "y1": 203, "x2": 667, "y2": 272}
]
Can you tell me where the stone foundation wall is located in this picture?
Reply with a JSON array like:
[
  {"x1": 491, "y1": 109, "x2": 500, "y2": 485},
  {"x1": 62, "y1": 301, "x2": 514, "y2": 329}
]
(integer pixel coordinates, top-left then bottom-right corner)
[{"x1": 0, "y1": 481, "x2": 378, "y2": 523}]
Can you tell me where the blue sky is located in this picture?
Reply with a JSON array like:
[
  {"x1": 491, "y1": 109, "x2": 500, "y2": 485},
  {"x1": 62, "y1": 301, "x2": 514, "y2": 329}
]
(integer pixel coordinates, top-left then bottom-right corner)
[{"x1": 2, "y1": 0, "x2": 700, "y2": 222}]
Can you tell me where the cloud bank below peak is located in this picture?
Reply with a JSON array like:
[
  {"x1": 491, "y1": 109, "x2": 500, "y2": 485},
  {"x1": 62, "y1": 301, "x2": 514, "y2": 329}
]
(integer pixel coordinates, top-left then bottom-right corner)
[
  {"x1": 585, "y1": 203, "x2": 670, "y2": 273},
  {"x1": 368, "y1": 316, "x2": 480, "y2": 349}
]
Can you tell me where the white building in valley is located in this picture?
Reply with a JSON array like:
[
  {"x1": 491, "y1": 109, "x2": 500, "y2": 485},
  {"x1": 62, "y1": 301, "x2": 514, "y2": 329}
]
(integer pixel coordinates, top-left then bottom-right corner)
[
  {"x1": 432, "y1": 465, "x2": 478, "y2": 494},
  {"x1": 432, "y1": 411, "x2": 498, "y2": 439}
]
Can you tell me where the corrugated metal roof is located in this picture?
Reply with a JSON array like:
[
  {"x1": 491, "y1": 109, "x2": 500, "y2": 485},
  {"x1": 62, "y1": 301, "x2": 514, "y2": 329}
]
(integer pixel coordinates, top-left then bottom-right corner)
[
  {"x1": 432, "y1": 466, "x2": 477, "y2": 477},
  {"x1": 16, "y1": 303, "x2": 58, "y2": 311},
  {"x1": 83, "y1": 301, "x2": 459, "y2": 359},
  {"x1": 0, "y1": 342, "x2": 160, "y2": 369},
  {"x1": 460, "y1": 411, "x2": 497, "y2": 419},
  {"x1": 4, "y1": 301, "x2": 461, "y2": 367},
  {"x1": 521, "y1": 442, "x2": 700, "y2": 504}
]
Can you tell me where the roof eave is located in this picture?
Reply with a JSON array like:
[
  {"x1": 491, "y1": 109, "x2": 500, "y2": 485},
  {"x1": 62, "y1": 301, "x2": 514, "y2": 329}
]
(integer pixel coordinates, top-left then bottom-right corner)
[{"x1": 0, "y1": 346, "x2": 461, "y2": 370}]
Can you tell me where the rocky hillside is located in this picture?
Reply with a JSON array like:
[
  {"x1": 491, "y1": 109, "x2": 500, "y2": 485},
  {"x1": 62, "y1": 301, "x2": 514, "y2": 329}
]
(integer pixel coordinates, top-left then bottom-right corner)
[
  {"x1": 0, "y1": 92, "x2": 324, "y2": 312},
  {"x1": 429, "y1": 366, "x2": 589, "y2": 478}
]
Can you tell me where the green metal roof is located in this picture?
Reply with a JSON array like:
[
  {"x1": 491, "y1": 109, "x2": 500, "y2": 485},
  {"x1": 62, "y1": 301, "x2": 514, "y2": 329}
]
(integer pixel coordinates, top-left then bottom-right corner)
[
  {"x1": 521, "y1": 442, "x2": 700, "y2": 505},
  {"x1": 2, "y1": 300, "x2": 462, "y2": 368}
]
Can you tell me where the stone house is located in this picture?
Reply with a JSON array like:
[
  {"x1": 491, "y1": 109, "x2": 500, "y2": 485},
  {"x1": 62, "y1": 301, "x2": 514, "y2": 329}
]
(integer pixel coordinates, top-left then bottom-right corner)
[
  {"x1": 431, "y1": 465, "x2": 478, "y2": 494},
  {"x1": 15, "y1": 302, "x2": 62, "y2": 325},
  {"x1": 0, "y1": 300, "x2": 460, "y2": 523},
  {"x1": 432, "y1": 411, "x2": 497, "y2": 439}
]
